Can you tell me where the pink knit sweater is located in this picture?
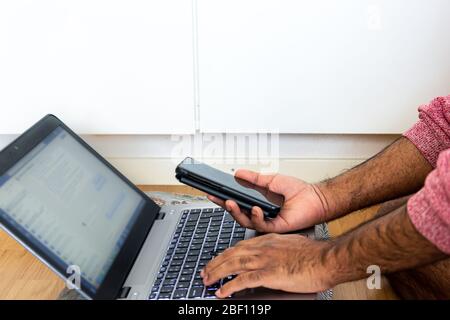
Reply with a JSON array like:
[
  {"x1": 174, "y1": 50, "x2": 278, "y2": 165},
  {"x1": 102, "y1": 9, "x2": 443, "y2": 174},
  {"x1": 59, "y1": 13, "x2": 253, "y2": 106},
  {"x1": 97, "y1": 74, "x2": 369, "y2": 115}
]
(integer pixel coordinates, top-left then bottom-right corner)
[{"x1": 404, "y1": 95, "x2": 450, "y2": 254}]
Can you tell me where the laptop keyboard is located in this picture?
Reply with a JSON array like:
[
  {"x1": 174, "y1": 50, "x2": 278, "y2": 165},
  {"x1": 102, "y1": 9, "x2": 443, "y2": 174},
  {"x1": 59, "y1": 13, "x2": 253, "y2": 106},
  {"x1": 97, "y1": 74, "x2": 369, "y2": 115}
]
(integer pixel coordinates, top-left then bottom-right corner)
[{"x1": 148, "y1": 207, "x2": 245, "y2": 300}]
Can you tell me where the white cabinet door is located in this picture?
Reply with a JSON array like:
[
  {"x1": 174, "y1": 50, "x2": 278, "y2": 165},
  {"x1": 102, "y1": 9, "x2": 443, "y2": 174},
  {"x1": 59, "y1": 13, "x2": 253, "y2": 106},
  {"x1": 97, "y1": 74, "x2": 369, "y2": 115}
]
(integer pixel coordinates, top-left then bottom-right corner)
[
  {"x1": 0, "y1": 0, "x2": 195, "y2": 134},
  {"x1": 197, "y1": 0, "x2": 450, "y2": 133}
]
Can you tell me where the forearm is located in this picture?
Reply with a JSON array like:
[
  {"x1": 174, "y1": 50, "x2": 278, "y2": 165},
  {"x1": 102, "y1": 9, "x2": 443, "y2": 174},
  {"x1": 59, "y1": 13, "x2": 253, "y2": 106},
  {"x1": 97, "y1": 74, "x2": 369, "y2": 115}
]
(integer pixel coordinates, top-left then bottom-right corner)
[
  {"x1": 325, "y1": 205, "x2": 447, "y2": 286},
  {"x1": 316, "y1": 137, "x2": 432, "y2": 220}
]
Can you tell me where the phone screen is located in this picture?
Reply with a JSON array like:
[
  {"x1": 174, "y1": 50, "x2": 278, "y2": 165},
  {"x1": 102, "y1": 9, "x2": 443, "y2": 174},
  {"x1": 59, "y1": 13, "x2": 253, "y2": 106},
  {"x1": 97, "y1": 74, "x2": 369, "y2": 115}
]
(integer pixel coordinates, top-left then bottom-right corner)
[{"x1": 178, "y1": 158, "x2": 284, "y2": 208}]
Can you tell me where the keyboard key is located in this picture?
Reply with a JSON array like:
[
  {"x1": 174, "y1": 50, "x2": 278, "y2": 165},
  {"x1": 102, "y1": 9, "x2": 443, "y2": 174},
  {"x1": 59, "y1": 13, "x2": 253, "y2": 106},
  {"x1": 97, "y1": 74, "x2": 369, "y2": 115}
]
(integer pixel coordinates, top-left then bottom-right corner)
[
  {"x1": 189, "y1": 287, "x2": 204, "y2": 298},
  {"x1": 224, "y1": 214, "x2": 234, "y2": 221},
  {"x1": 184, "y1": 262, "x2": 196, "y2": 269},
  {"x1": 179, "y1": 274, "x2": 192, "y2": 282},
  {"x1": 200, "y1": 253, "x2": 212, "y2": 260},
  {"x1": 186, "y1": 256, "x2": 198, "y2": 262},
  {"x1": 163, "y1": 278, "x2": 177, "y2": 286},
  {"x1": 216, "y1": 244, "x2": 228, "y2": 251},
  {"x1": 160, "y1": 285, "x2": 175, "y2": 293},
  {"x1": 194, "y1": 273, "x2": 203, "y2": 280},
  {"x1": 175, "y1": 248, "x2": 187, "y2": 254},
  {"x1": 191, "y1": 209, "x2": 201, "y2": 214},
  {"x1": 177, "y1": 281, "x2": 190, "y2": 289},
  {"x1": 149, "y1": 293, "x2": 157, "y2": 300},
  {"x1": 190, "y1": 244, "x2": 202, "y2": 251},
  {"x1": 173, "y1": 254, "x2": 185, "y2": 260},
  {"x1": 194, "y1": 231, "x2": 206, "y2": 237},
  {"x1": 170, "y1": 260, "x2": 182, "y2": 266},
  {"x1": 188, "y1": 249, "x2": 200, "y2": 256},
  {"x1": 203, "y1": 289, "x2": 216, "y2": 297},
  {"x1": 173, "y1": 288, "x2": 188, "y2": 299},
  {"x1": 158, "y1": 292, "x2": 171, "y2": 299},
  {"x1": 214, "y1": 207, "x2": 225, "y2": 212},
  {"x1": 197, "y1": 222, "x2": 209, "y2": 228},
  {"x1": 188, "y1": 214, "x2": 199, "y2": 221},
  {"x1": 166, "y1": 273, "x2": 178, "y2": 279},
  {"x1": 168, "y1": 265, "x2": 181, "y2": 273},
  {"x1": 202, "y1": 208, "x2": 213, "y2": 213},
  {"x1": 192, "y1": 279, "x2": 204, "y2": 287},
  {"x1": 207, "y1": 282, "x2": 221, "y2": 290},
  {"x1": 182, "y1": 268, "x2": 194, "y2": 275},
  {"x1": 222, "y1": 275, "x2": 235, "y2": 284}
]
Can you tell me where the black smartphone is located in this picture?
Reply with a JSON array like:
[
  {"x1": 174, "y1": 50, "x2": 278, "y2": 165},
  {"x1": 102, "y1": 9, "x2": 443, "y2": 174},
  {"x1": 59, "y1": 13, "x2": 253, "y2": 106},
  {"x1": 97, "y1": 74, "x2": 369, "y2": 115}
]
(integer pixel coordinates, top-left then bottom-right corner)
[{"x1": 175, "y1": 157, "x2": 284, "y2": 218}]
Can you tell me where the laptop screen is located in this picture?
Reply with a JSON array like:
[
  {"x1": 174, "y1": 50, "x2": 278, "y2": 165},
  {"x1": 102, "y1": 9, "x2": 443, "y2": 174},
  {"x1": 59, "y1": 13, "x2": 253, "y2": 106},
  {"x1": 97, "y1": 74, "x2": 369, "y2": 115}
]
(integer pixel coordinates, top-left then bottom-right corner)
[{"x1": 0, "y1": 127, "x2": 145, "y2": 293}]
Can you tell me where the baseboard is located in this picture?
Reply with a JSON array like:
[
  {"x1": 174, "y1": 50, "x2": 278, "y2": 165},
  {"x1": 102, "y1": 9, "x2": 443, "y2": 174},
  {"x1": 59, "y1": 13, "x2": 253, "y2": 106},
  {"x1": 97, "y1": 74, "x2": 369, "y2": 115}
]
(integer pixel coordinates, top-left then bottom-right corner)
[{"x1": 107, "y1": 157, "x2": 365, "y2": 185}]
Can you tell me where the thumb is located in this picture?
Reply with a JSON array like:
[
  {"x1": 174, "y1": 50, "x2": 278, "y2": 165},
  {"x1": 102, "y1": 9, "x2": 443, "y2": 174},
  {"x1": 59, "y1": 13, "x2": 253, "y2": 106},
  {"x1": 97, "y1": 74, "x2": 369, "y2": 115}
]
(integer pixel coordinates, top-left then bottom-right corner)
[{"x1": 250, "y1": 206, "x2": 276, "y2": 233}]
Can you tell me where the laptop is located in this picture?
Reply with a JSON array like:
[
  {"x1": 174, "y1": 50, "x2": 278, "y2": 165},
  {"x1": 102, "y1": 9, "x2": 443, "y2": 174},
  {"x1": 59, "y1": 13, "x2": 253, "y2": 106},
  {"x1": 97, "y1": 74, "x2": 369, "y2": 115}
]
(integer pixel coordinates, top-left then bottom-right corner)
[{"x1": 0, "y1": 115, "x2": 315, "y2": 300}]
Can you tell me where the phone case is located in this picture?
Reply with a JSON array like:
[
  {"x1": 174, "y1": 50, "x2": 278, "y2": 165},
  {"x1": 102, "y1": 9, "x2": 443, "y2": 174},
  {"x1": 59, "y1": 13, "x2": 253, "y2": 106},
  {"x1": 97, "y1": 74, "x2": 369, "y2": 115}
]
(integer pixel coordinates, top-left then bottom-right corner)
[{"x1": 175, "y1": 158, "x2": 279, "y2": 218}]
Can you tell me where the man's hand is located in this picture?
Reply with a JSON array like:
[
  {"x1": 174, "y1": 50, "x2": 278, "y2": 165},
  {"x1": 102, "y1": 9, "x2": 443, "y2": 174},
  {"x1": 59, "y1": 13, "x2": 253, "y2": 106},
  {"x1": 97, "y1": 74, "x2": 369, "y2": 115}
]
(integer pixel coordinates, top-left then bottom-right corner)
[
  {"x1": 207, "y1": 169, "x2": 330, "y2": 233},
  {"x1": 200, "y1": 234, "x2": 333, "y2": 298}
]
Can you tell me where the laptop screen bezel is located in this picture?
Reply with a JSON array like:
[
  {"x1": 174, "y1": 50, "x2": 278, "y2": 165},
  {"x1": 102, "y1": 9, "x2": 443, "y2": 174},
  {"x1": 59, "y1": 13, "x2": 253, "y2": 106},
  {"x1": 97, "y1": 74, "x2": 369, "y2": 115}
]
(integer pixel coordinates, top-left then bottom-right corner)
[{"x1": 0, "y1": 114, "x2": 160, "y2": 299}]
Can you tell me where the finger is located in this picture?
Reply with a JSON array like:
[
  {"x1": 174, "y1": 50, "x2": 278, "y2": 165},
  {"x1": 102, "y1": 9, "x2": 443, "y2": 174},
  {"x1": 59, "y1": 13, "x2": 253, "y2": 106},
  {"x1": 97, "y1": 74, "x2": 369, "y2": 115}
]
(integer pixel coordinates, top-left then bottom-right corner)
[
  {"x1": 207, "y1": 195, "x2": 226, "y2": 208},
  {"x1": 201, "y1": 246, "x2": 255, "y2": 278},
  {"x1": 215, "y1": 270, "x2": 269, "y2": 298},
  {"x1": 225, "y1": 200, "x2": 253, "y2": 229},
  {"x1": 235, "y1": 232, "x2": 278, "y2": 247},
  {"x1": 203, "y1": 255, "x2": 264, "y2": 286},
  {"x1": 235, "y1": 169, "x2": 275, "y2": 189},
  {"x1": 249, "y1": 206, "x2": 276, "y2": 233}
]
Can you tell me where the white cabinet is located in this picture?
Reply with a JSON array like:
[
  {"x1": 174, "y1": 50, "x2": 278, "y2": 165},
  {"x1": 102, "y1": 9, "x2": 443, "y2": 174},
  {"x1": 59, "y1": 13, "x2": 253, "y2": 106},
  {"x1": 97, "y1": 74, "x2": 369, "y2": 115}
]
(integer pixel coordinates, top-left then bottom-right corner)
[
  {"x1": 197, "y1": 0, "x2": 450, "y2": 133},
  {"x1": 0, "y1": 1, "x2": 449, "y2": 135},
  {"x1": 0, "y1": 0, "x2": 195, "y2": 134}
]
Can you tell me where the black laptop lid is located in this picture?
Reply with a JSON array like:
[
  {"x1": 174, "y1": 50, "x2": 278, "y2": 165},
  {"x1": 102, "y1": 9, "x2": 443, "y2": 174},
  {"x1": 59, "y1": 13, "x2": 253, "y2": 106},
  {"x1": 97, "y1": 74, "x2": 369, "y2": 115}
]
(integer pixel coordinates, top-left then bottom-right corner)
[{"x1": 0, "y1": 115, "x2": 160, "y2": 299}]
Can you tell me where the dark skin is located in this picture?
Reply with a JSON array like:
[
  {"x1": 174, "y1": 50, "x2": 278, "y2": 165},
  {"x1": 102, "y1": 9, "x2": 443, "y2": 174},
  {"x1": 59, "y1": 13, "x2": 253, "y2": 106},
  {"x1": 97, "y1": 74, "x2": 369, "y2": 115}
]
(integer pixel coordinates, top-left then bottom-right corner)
[
  {"x1": 373, "y1": 197, "x2": 450, "y2": 299},
  {"x1": 202, "y1": 138, "x2": 449, "y2": 298}
]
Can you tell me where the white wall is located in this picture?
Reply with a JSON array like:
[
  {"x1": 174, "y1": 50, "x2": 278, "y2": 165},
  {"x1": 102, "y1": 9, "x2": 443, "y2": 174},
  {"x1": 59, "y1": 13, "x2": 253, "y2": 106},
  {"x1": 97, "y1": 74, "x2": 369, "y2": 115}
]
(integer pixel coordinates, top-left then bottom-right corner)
[{"x1": 0, "y1": 133, "x2": 399, "y2": 184}]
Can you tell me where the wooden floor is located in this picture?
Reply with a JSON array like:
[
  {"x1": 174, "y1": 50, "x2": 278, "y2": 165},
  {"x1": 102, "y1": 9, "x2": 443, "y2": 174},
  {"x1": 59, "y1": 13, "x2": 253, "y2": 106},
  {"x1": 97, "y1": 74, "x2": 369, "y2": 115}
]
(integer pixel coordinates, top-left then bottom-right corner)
[{"x1": 0, "y1": 185, "x2": 398, "y2": 299}]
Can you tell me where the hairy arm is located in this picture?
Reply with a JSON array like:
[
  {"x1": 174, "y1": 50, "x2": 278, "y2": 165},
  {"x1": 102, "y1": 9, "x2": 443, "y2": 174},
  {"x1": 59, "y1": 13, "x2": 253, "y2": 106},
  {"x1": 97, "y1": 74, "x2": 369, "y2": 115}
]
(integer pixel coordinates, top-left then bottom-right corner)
[
  {"x1": 317, "y1": 137, "x2": 432, "y2": 220},
  {"x1": 326, "y1": 205, "x2": 447, "y2": 286},
  {"x1": 318, "y1": 95, "x2": 450, "y2": 221}
]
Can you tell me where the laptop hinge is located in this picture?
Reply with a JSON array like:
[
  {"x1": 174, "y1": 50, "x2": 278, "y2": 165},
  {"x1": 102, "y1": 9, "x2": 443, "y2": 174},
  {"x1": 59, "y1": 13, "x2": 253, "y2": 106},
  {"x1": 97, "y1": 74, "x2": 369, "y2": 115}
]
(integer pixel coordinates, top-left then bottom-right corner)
[
  {"x1": 155, "y1": 211, "x2": 166, "y2": 220},
  {"x1": 118, "y1": 286, "x2": 131, "y2": 299}
]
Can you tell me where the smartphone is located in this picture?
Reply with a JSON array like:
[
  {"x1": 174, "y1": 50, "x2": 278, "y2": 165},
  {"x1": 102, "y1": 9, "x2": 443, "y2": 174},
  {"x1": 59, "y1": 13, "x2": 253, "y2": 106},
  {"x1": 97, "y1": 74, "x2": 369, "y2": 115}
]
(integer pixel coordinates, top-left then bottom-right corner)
[{"x1": 175, "y1": 157, "x2": 284, "y2": 218}]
